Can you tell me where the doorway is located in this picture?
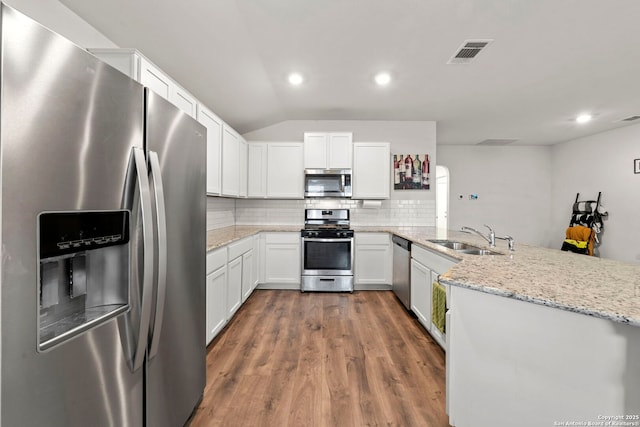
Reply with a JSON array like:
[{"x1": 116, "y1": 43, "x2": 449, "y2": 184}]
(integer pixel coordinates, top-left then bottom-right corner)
[{"x1": 436, "y1": 165, "x2": 449, "y2": 230}]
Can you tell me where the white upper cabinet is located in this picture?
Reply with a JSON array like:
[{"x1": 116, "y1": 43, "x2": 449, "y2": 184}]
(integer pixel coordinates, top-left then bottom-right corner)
[
  {"x1": 221, "y1": 125, "x2": 240, "y2": 197},
  {"x1": 197, "y1": 105, "x2": 223, "y2": 195},
  {"x1": 327, "y1": 133, "x2": 353, "y2": 169},
  {"x1": 352, "y1": 142, "x2": 390, "y2": 199},
  {"x1": 303, "y1": 133, "x2": 328, "y2": 168},
  {"x1": 248, "y1": 142, "x2": 303, "y2": 199},
  {"x1": 303, "y1": 132, "x2": 352, "y2": 170},
  {"x1": 267, "y1": 143, "x2": 304, "y2": 198},
  {"x1": 239, "y1": 137, "x2": 248, "y2": 198},
  {"x1": 247, "y1": 142, "x2": 267, "y2": 198},
  {"x1": 169, "y1": 85, "x2": 198, "y2": 118},
  {"x1": 89, "y1": 48, "x2": 197, "y2": 118},
  {"x1": 139, "y1": 56, "x2": 170, "y2": 100}
]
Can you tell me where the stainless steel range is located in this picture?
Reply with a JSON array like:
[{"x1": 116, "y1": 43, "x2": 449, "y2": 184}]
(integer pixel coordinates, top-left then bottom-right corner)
[{"x1": 301, "y1": 209, "x2": 354, "y2": 292}]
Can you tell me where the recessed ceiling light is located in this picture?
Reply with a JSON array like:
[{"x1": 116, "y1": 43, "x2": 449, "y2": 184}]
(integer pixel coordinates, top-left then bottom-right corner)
[
  {"x1": 288, "y1": 73, "x2": 303, "y2": 85},
  {"x1": 375, "y1": 72, "x2": 391, "y2": 86},
  {"x1": 576, "y1": 114, "x2": 592, "y2": 124}
]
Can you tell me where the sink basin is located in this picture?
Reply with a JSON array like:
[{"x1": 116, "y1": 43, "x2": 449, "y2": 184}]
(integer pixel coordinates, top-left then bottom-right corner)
[
  {"x1": 456, "y1": 248, "x2": 502, "y2": 256},
  {"x1": 428, "y1": 240, "x2": 480, "y2": 250},
  {"x1": 428, "y1": 239, "x2": 502, "y2": 256}
]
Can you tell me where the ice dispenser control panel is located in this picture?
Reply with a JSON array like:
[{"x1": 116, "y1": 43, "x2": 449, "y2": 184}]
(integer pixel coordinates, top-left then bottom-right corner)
[
  {"x1": 38, "y1": 210, "x2": 130, "y2": 351},
  {"x1": 39, "y1": 211, "x2": 130, "y2": 259}
]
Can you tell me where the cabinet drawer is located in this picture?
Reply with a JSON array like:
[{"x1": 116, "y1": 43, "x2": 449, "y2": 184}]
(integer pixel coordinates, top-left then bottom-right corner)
[
  {"x1": 265, "y1": 232, "x2": 300, "y2": 245},
  {"x1": 206, "y1": 247, "x2": 227, "y2": 274},
  {"x1": 411, "y1": 244, "x2": 458, "y2": 274},
  {"x1": 228, "y1": 236, "x2": 253, "y2": 260},
  {"x1": 355, "y1": 232, "x2": 389, "y2": 246}
]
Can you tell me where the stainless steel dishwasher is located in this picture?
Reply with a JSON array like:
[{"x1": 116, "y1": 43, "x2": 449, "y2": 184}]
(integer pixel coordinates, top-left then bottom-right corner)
[{"x1": 392, "y1": 235, "x2": 411, "y2": 310}]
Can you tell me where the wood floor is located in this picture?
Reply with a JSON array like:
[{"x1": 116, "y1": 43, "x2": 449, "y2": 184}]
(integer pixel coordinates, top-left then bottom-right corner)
[{"x1": 189, "y1": 290, "x2": 450, "y2": 427}]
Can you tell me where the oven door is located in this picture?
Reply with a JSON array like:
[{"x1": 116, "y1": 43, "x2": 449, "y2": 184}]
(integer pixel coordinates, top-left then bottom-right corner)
[{"x1": 301, "y1": 237, "x2": 353, "y2": 276}]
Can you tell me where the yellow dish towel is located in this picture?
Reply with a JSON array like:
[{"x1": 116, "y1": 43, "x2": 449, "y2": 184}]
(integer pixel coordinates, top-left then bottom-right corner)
[{"x1": 432, "y1": 281, "x2": 446, "y2": 334}]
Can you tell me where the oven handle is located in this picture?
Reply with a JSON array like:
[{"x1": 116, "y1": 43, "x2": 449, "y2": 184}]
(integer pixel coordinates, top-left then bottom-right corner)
[{"x1": 302, "y1": 237, "x2": 353, "y2": 243}]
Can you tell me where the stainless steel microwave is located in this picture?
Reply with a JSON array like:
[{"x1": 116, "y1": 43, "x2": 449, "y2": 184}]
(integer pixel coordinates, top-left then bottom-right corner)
[{"x1": 304, "y1": 169, "x2": 352, "y2": 198}]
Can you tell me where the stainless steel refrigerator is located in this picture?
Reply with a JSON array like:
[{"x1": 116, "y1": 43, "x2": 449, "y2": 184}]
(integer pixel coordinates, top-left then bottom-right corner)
[{"x1": 0, "y1": 4, "x2": 206, "y2": 426}]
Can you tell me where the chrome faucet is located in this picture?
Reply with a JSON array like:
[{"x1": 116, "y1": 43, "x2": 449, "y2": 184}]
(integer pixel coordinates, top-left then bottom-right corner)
[
  {"x1": 461, "y1": 225, "x2": 495, "y2": 248},
  {"x1": 496, "y1": 235, "x2": 515, "y2": 251}
]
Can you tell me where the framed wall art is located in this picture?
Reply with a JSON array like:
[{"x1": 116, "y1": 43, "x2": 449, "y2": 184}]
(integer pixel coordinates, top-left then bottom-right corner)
[{"x1": 393, "y1": 154, "x2": 430, "y2": 190}]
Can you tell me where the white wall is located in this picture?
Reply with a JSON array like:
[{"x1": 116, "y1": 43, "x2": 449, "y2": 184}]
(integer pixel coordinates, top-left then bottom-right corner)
[
  {"x1": 550, "y1": 123, "x2": 640, "y2": 264},
  {"x1": 242, "y1": 120, "x2": 437, "y2": 202},
  {"x1": 437, "y1": 145, "x2": 552, "y2": 247},
  {"x1": 5, "y1": 0, "x2": 116, "y2": 48}
]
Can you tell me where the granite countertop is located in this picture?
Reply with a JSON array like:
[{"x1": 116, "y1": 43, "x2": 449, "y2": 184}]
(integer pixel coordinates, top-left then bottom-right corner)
[
  {"x1": 207, "y1": 225, "x2": 640, "y2": 327},
  {"x1": 207, "y1": 225, "x2": 302, "y2": 251}
]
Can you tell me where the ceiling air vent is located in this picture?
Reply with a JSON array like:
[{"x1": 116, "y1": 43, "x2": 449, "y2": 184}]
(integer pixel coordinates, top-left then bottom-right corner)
[
  {"x1": 476, "y1": 139, "x2": 518, "y2": 146},
  {"x1": 447, "y1": 39, "x2": 494, "y2": 64},
  {"x1": 621, "y1": 115, "x2": 640, "y2": 122}
]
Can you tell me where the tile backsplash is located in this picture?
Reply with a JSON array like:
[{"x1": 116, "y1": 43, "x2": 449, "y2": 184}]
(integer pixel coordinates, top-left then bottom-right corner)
[
  {"x1": 206, "y1": 197, "x2": 235, "y2": 230},
  {"x1": 206, "y1": 197, "x2": 436, "y2": 230}
]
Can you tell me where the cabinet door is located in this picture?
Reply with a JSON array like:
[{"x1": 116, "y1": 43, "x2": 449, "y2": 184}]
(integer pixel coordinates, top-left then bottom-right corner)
[
  {"x1": 139, "y1": 57, "x2": 171, "y2": 101},
  {"x1": 355, "y1": 233, "x2": 391, "y2": 287},
  {"x1": 206, "y1": 266, "x2": 227, "y2": 344},
  {"x1": 88, "y1": 48, "x2": 139, "y2": 78},
  {"x1": 265, "y1": 244, "x2": 300, "y2": 283},
  {"x1": 227, "y1": 257, "x2": 243, "y2": 319},
  {"x1": 266, "y1": 143, "x2": 304, "y2": 198},
  {"x1": 352, "y1": 142, "x2": 390, "y2": 199},
  {"x1": 170, "y1": 86, "x2": 198, "y2": 118},
  {"x1": 241, "y1": 250, "x2": 253, "y2": 302},
  {"x1": 264, "y1": 233, "x2": 301, "y2": 284},
  {"x1": 221, "y1": 126, "x2": 240, "y2": 197},
  {"x1": 197, "y1": 106, "x2": 223, "y2": 195},
  {"x1": 410, "y1": 259, "x2": 432, "y2": 332},
  {"x1": 247, "y1": 143, "x2": 267, "y2": 198},
  {"x1": 328, "y1": 132, "x2": 352, "y2": 169},
  {"x1": 303, "y1": 133, "x2": 328, "y2": 169},
  {"x1": 252, "y1": 235, "x2": 260, "y2": 290},
  {"x1": 239, "y1": 138, "x2": 248, "y2": 198}
]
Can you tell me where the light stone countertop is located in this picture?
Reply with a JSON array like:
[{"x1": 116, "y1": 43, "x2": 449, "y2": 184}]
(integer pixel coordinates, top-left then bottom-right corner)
[
  {"x1": 207, "y1": 225, "x2": 640, "y2": 327},
  {"x1": 206, "y1": 225, "x2": 302, "y2": 251}
]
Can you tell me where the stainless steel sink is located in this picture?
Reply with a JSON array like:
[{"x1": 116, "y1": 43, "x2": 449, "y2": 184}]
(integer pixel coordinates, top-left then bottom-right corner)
[
  {"x1": 428, "y1": 240, "x2": 479, "y2": 250},
  {"x1": 428, "y1": 239, "x2": 502, "y2": 256},
  {"x1": 456, "y1": 248, "x2": 502, "y2": 256}
]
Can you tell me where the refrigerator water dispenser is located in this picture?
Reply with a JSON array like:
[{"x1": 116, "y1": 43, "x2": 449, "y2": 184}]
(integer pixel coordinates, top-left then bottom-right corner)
[{"x1": 38, "y1": 211, "x2": 130, "y2": 351}]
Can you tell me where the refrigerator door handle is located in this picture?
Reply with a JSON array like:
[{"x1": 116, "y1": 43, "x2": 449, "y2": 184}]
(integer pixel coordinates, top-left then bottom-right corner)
[
  {"x1": 131, "y1": 147, "x2": 156, "y2": 371},
  {"x1": 148, "y1": 151, "x2": 167, "y2": 360}
]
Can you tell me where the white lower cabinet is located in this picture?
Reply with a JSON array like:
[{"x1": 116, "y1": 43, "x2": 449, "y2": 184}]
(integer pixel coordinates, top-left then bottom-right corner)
[
  {"x1": 206, "y1": 248, "x2": 227, "y2": 345},
  {"x1": 241, "y1": 250, "x2": 253, "y2": 302},
  {"x1": 410, "y1": 244, "x2": 458, "y2": 350},
  {"x1": 227, "y1": 257, "x2": 242, "y2": 319},
  {"x1": 259, "y1": 232, "x2": 301, "y2": 289},
  {"x1": 206, "y1": 236, "x2": 255, "y2": 345},
  {"x1": 252, "y1": 235, "x2": 260, "y2": 291},
  {"x1": 354, "y1": 233, "x2": 392, "y2": 289},
  {"x1": 410, "y1": 259, "x2": 432, "y2": 332}
]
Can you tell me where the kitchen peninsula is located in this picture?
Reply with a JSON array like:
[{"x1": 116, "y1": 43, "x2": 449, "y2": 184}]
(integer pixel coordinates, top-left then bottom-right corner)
[{"x1": 207, "y1": 225, "x2": 640, "y2": 427}]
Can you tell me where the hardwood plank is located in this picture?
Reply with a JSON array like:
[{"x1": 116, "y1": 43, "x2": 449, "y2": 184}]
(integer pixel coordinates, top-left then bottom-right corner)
[{"x1": 190, "y1": 290, "x2": 450, "y2": 427}]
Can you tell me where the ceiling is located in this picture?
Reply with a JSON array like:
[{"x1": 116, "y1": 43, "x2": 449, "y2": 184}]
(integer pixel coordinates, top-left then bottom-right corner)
[{"x1": 60, "y1": 0, "x2": 640, "y2": 145}]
